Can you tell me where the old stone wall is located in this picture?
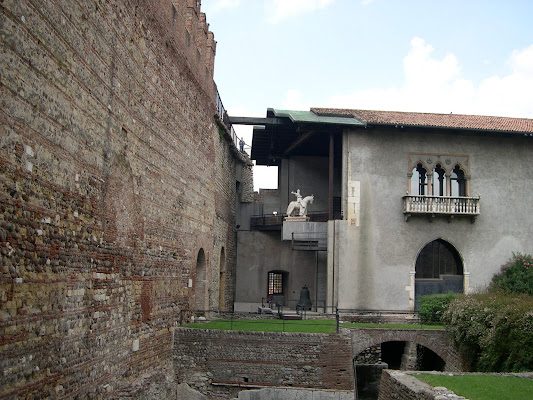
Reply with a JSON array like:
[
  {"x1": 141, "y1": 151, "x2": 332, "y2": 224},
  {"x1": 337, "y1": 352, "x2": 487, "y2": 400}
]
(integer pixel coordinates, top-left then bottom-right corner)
[
  {"x1": 1, "y1": 0, "x2": 242, "y2": 397},
  {"x1": 173, "y1": 328, "x2": 354, "y2": 398},
  {"x1": 378, "y1": 370, "x2": 439, "y2": 400},
  {"x1": 348, "y1": 328, "x2": 462, "y2": 372}
]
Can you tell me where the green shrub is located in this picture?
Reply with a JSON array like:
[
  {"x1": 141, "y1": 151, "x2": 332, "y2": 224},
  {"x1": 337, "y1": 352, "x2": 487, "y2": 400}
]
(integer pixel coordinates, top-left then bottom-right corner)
[
  {"x1": 442, "y1": 293, "x2": 533, "y2": 372},
  {"x1": 490, "y1": 252, "x2": 533, "y2": 295},
  {"x1": 419, "y1": 293, "x2": 457, "y2": 324}
]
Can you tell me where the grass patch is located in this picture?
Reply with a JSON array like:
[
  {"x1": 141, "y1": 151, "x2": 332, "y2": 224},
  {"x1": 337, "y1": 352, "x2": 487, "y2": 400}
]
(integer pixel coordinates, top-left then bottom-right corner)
[
  {"x1": 416, "y1": 374, "x2": 533, "y2": 400},
  {"x1": 183, "y1": 319, "x2": 443, "y2": 333},
  {"x1": 343, "y1": 322, "x2": 444, "y2": 330},
  {"x1": 184, "y1": 319, "x2": 336, "y2": 333}
]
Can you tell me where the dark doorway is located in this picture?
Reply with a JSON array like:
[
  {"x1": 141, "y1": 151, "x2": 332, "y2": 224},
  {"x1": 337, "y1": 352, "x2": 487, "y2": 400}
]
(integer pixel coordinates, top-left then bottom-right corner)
[{"x1": 415, "y1": 239, "x2": 464, "y2": 310}]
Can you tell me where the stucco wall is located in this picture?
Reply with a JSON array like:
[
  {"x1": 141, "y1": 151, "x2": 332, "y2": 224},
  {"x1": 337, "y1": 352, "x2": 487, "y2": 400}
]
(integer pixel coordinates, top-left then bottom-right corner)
[
  {"x1": 334, "y1": 127, "x2": 533, "y2": 310},
  {"x1": 280, "y1": 156, "x2": 333, "y2": 214},
  {"x1": 235, "y1": 231, "x2": 327, "y2": 311}
]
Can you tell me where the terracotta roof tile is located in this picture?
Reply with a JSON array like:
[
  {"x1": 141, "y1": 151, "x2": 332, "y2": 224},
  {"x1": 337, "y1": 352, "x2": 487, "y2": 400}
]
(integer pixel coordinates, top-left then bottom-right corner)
[{"x1": 311, "y1": 108, "x2": 533, "y2": 133}]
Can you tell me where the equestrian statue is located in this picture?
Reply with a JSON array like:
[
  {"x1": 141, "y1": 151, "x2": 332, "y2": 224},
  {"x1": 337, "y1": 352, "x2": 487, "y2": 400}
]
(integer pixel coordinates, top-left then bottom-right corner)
[{"x1": 286, "y1": 189, "x2": 314, "y2": 217}]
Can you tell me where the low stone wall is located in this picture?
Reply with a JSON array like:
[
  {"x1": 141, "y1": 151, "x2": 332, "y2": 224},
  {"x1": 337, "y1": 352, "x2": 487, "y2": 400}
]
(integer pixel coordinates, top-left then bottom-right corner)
[
  {"x1": 378, "y1": 370, "x2": 441, "y2": 400},
  {"x1": 173, "y1": 328, "x2": 354, "y2": 398},
  {"x1": 232, "y1": 387, "x2": 354, "y2": 400}
]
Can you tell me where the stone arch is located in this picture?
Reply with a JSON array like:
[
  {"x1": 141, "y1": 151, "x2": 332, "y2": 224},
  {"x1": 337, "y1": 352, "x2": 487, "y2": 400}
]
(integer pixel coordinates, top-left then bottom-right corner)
[
  {"x1": 349, "y1": 328, "x2": 462, "y2": 372},
  {"x1": 218, "y1": 246, "x2": 226, "y2": 311},
  {"x1": 193, "y1": 248, "x2": 207, "y2": 310},
  {"x1": 414, "y1": 238, "x2": 464, "y2": 309}
]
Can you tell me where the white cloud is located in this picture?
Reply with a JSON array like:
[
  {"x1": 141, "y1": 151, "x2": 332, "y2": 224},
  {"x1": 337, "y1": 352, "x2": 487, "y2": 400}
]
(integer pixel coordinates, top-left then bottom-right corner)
[
  {"x1": 324, "y1": 38, "x2": 533, "y2": 118},
  {"x1": 361, "y1": 0, "x2": 376, "y2": 5},
  {"x1": 265, "y1": 0, "x2": 335, "y2": 23},
  {"x1": 282, "y1": 89, "x2": 311, "y2": 110}
]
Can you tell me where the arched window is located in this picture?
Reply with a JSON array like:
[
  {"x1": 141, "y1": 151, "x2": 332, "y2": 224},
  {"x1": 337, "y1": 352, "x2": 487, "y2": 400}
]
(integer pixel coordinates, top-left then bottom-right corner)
[
  {"x1": 432, "y1": 164, "x2": 445, "y2": 196},
  {"x1": 415, "y1": 239, "x2": 463, "y2": 279},
  {"x1": 410, "y1": 163, "x2": 427, "y2": 195},
  {"x1": 450, "y1": 165, "x2": 466, "y2": 197}
]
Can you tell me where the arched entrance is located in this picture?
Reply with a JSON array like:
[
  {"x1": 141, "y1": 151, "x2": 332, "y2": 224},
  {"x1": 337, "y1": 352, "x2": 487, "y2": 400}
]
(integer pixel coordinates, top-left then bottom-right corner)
[
  {"x1": 218, "y1": 247, "x2": 226, "y2": 311},
  {"x1": 414, "y1": 239, "x2": 463, "y2": 310},
  {"x1": 194, "y1": 248, "x2": 207, "y2": 310}
]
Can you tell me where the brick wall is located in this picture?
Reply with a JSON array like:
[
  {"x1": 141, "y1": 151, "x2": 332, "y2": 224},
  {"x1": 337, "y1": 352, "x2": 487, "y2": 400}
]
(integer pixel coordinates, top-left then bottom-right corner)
[
  {"x1": 349, "y1": 328, "x2": 462, "y2": 372},
  {"x1": 1, "y1": 0, "x2": 242, "y2": 397},
  {"x1": 173, "y1": 328, "x2": 354, "y2": 398}
]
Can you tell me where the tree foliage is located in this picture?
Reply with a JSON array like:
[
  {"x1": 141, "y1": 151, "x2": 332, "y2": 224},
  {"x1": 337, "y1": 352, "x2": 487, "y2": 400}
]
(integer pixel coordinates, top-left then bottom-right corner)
[
  {"x1": 442, "y1": 293, "x2": 533, "y2": 372},
  {"x1": 419, "y1": 292, "x2": 457, "y2": 324},
  {"x1": 490, "y1": 252, "x2": 533, "y2": 295}
]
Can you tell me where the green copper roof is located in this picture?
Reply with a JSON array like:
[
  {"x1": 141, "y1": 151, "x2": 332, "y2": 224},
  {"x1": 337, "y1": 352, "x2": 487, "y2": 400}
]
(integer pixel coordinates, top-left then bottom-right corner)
[{"x1": 271, "y1": 109, "x2": 366, "y2": 126}]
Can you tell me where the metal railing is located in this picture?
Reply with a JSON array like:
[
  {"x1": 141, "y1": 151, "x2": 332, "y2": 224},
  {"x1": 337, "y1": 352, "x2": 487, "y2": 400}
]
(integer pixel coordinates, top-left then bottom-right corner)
[
  {"x1": 250, "y1": 210, "x2": 339, "y2": 230},
  {"x1": 179, "y1": 308, "x2": 445, "y2": 335},
  {"x1": 292, "y1": 232, "x2": 327, "y2": 251},
  {"x1": 215, "y1": 84, "x2": 240, "y2": 150}
]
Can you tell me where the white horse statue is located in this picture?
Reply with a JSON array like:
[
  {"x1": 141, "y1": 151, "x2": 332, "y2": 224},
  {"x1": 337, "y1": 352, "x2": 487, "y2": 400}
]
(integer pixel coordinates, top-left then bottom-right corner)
[{"x1": 286, "y1": 194, "x2": 314, "y2": 217}]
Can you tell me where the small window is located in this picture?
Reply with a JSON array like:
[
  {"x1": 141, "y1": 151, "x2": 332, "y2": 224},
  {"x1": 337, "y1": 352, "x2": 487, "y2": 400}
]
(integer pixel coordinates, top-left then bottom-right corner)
[{"x1": 268, "y1": 271, "x2": 283, "y2": 295}]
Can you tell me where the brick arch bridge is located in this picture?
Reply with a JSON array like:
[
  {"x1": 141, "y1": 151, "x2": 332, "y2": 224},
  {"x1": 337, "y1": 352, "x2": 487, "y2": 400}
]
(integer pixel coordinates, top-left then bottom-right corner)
[{"x1": 348, "y1": 328, "x2": 463, "y2": 372}]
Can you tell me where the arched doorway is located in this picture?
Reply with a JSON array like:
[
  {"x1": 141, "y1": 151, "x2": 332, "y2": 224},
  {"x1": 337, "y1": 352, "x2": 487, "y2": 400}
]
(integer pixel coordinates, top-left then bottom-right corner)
[
  {"x1": 194, "y1": 248, "x2": 207, "y2": 310},
  {"x1": 414, "y1": 239, "x2": 463, "y2": 310},
  {"x1": 218, "y1": 247, "x2": 226, "y2": 311}
]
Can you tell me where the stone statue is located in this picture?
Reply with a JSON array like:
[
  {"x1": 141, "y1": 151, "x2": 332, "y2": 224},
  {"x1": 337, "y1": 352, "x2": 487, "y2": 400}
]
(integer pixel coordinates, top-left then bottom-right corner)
[{"x1": 287, "y1": 190, "x2": 314, "y2": 217}]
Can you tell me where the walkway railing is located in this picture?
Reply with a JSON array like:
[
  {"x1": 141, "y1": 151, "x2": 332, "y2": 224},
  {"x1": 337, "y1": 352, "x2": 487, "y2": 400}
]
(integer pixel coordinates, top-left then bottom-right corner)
[
  {"x1": 250, "y1": 210, "x2": 340, "y2": 230},
  {"x1": 215, "y1": 84, "x2": 240, "y2": 149}
]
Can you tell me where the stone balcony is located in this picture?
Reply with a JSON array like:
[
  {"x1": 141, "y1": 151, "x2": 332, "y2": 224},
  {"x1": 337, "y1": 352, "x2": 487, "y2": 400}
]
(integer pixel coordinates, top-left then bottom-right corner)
[{"x1": 403, "y1": 195, "x2": 480, "y2": 222}]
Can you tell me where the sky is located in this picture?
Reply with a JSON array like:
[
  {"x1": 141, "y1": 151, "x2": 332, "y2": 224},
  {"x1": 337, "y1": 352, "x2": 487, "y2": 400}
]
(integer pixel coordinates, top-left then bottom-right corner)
[{"x1": 203, "y1": 0, "x2": 533, "y2": 190}]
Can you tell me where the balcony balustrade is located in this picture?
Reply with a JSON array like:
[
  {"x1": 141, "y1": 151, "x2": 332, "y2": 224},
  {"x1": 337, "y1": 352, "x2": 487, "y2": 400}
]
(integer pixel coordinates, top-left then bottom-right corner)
[{"x1": 403, "y1": 195, "x2": 480, "y2": 222}]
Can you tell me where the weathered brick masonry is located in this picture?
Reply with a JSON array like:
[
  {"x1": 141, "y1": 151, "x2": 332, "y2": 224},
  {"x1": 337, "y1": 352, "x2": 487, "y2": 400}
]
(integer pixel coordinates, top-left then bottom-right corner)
[
  {"x1": 173, "y1": 328, "x2": 354, "y2": 399},
  {"x1": 1, "y1": 0, "x2": 247, "y2": 398}
]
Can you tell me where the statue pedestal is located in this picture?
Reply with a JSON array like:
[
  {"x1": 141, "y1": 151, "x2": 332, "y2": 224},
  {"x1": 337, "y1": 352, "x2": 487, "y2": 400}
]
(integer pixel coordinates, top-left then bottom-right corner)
[{"x1": 284, "y1": 216, "x2": 310, "y2": 222}]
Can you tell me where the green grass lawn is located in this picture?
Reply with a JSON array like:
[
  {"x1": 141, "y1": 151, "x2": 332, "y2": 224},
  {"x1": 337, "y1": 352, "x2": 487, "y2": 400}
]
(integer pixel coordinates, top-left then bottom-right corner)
[
  {"x1": 416, "y1": 374, "x2": 533, "y2": 400},
  {"x1": 184, "y1": 319, "x2": 336, "y2": 333},
  {"x1": 183, "y1": 318, "x2": 443, "y2": 333}
]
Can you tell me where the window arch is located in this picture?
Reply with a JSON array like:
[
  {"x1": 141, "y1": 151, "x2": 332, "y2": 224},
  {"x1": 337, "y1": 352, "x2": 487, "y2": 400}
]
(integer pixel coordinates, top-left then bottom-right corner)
[
  {"x1": 414, "y1": 239, "x2": 464, "y2": 309},
  {"x1": 194, "y1": 248, "x2": 207, "y2": 310},
  {"x1": 218, "y1": 247, "x2": 226, "y2": 311},
  {"x1": 415, "y1": 239, "x2": 463, "y2": 279},
  {"x1": 450, "y1": 165, "x2": 466, "y2": 197},
  {"x1": 432, "y1": 164, "x2": 445, "y2": 196},
  {"x1": 410, "y1": 163, "x2": 427, "y2": 195}
]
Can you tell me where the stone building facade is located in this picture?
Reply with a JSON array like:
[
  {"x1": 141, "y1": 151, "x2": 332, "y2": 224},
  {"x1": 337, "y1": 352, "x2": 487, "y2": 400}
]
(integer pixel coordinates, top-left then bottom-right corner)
[{"x1": 1, "y1": 0, "x2": 251, "y2": 397}]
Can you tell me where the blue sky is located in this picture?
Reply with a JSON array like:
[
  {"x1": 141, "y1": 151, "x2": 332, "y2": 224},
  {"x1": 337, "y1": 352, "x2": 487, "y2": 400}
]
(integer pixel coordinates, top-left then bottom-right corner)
[{"x1": 203, "y1": 0, "x2": 533, "y2": 189}]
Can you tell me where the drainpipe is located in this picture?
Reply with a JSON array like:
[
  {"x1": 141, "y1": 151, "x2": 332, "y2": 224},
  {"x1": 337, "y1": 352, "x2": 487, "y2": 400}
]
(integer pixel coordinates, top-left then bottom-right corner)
[{"x1": 329, "y1": 133, "x2": 334, "y2": 220}]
